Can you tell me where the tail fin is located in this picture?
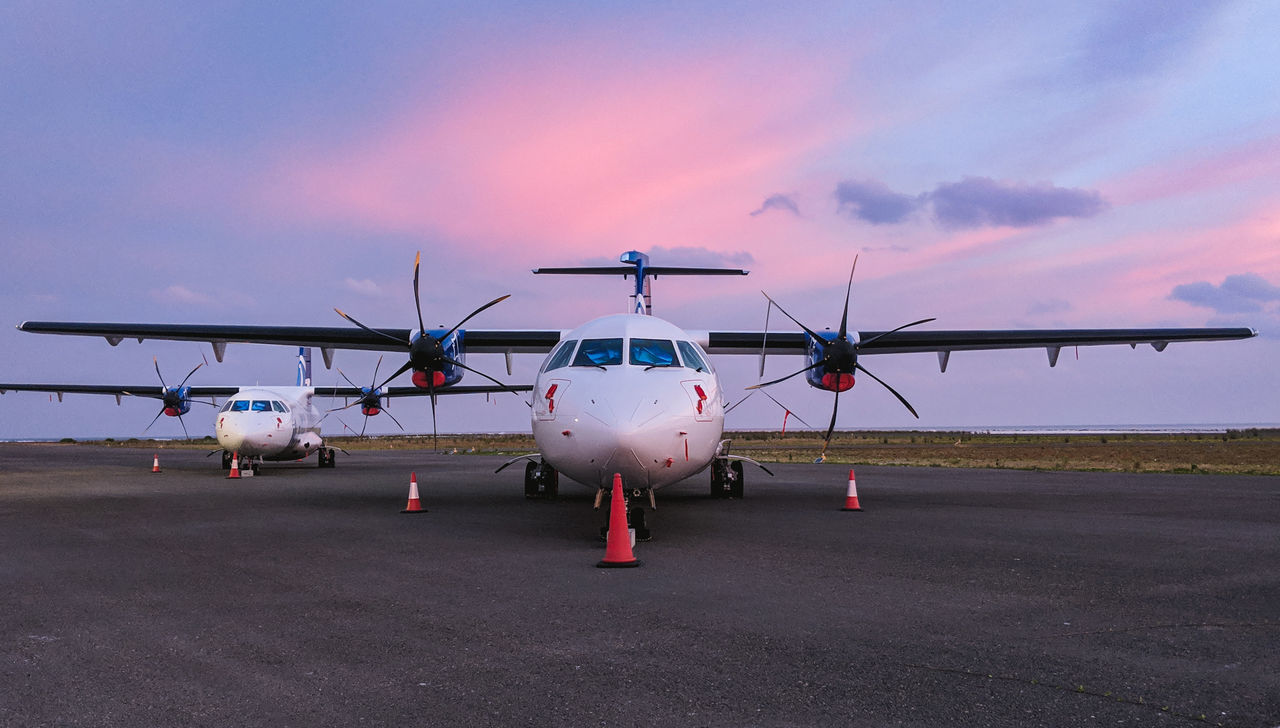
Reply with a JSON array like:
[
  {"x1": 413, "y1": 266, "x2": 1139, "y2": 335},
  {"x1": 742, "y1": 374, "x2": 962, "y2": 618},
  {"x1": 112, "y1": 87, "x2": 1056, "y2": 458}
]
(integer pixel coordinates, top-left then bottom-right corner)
[
  {"x1": 297, "y1": 347, "x2": 312, "y2": 386},
  {"x1": 532, "y1": 250, "x2": 748, "y2": 315}
]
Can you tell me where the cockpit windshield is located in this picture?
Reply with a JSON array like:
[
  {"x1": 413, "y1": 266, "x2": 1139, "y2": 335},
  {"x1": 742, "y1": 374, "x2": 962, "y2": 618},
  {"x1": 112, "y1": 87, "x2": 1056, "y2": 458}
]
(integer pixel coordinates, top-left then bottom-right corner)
[
  {"x1": 543, "y1": 339, "x2": 577, "y2": 372},
  {"x1": 572, "y1": 338, "x2": 623, "y2": 367},
  {"x1": 677, "y1": 341, "x2": 710, "y2": 372},
  {"x1": 630, "y1": 338, "x2": 678, "y2": 367}
]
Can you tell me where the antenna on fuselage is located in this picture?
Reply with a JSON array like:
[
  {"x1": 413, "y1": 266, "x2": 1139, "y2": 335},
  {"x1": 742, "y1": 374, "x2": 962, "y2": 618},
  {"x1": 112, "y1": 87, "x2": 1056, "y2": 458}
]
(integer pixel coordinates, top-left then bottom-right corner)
[{"x1": 531, "y1": 250, "x2": 749, "y2": 315}]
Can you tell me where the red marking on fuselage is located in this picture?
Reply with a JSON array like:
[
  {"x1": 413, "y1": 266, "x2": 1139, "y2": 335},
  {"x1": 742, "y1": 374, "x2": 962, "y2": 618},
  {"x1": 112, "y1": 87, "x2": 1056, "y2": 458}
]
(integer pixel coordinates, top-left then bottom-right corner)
[{"x1": 693, "y1": 384, "x2": 707, "y2": 414}]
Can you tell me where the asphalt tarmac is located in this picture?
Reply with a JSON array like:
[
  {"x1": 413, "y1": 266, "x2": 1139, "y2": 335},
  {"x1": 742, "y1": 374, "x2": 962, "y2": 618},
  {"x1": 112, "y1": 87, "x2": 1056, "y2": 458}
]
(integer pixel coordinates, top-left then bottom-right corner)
[{"x1": 1, "y1": 443, "x2": 1277, "y2": 727}]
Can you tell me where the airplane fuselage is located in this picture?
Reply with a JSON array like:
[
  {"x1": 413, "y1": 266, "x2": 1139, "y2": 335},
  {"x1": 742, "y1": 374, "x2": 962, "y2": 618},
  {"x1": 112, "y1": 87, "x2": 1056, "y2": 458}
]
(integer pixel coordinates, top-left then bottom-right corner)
[
  {"x1": 530, "y1": 314, "x2": 723, "y2": 491},
  {"x1": 215, "y1": 386, "x2": 325, "y2": 461}
]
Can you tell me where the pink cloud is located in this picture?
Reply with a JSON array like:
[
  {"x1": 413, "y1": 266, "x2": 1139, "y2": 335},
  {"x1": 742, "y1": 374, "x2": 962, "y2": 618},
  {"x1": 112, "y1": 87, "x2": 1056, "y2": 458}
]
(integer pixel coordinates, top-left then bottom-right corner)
[{"x1": 263, "y1": 47, "x2": 858, "y2": 263}]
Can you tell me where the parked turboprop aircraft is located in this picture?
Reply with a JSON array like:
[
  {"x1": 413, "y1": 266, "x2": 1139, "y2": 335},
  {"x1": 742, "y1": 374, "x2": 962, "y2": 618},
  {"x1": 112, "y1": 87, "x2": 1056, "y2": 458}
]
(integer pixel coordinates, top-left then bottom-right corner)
[
  {"x1": 0, "y1": 348, "x2": 529, "y2": 471},
  {"x1": 15, "y1": 250, "x2": 1257, "y2": 533}
]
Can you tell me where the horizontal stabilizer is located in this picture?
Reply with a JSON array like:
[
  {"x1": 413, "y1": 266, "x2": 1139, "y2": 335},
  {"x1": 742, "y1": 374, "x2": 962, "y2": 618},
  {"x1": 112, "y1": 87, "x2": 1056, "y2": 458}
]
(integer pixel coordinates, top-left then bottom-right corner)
[{"x1": 532, "y1": 265, "x2": 748, "y2": 277}]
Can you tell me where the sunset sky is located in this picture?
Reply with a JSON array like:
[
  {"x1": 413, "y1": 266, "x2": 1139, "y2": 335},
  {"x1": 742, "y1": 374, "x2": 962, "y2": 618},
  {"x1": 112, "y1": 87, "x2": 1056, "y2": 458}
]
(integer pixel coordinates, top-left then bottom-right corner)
[{"x1": 2, "y1": 1, "x2": 1277, "y2": 439}]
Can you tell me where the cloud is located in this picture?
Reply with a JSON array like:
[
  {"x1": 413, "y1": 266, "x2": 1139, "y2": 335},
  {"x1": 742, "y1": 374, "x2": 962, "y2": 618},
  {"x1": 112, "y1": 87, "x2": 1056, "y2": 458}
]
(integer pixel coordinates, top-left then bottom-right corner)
[
  {"x1": 833, "y1": 176, "x2": 1108, "y2": 230},
  {"x1": 928, "y1": 177, "x2": 1108, "y2": 230},
  {"x1": 834, "y1": 180, "x2": 920, "y2": 224},
  {"x1": 343, "y1": 277, "x2": 383, "y2": 297},
  {"x1": 153, "y1": 285, "x2": 212, "y2": 305},
  {"x1": 749, "y1": 193, "x2": 800, "y2": 217},
  {"x1": 1170, "y1": 273, "x2": 1280, "y2": 314},
  {"x1": 1027, "y1": 299, "x2": 1073, "y2": 315}
]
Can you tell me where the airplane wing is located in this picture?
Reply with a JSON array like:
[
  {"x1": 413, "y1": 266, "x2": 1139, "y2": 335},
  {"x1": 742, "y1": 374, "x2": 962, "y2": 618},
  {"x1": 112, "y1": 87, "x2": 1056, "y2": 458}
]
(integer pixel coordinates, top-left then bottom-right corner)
[
  {"x1": 16, "y1": 322, "x2": 562, "y2": 355},
  {"x1": 703, "y1": 327, "x2": 1258, "y2": 367},
  {"x1": 312, "y1": 385, "x2": 532, "y2": 398},
  {"x1": 0, "y1": 383, "x2": 241, "y2": 398}
]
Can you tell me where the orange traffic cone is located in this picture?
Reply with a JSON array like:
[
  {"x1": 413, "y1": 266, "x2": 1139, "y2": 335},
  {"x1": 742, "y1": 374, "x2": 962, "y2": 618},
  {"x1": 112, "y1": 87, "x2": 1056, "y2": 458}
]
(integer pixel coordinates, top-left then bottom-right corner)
[
  {"x1": 151, "y1": 453, "x2": 161, "y2": 473},
  {"x1": 841, "y1": 468, "x2": 862, "y2": 511},
  {"x1": 597, "y1": 473, "x2": 640, "y2": 568},
  {"x1": 401, "y1": 472, "x2": 428, "y2": 514},
  {"x1": 227, "y1": 452, "x2": 241, "y2": 479}
]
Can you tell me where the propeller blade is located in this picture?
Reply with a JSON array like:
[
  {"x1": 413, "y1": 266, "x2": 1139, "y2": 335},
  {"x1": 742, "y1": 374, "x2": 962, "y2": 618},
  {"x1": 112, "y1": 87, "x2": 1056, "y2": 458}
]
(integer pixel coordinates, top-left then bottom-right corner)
[
  {"x1": 442, "y1": 357, "x2": 523, "y2": 393},
  {"x1": 760, "y1": 390, "x2": 815, "y2": 429},
  {"x1": 334, "y1": 308, "x2": 411, "y2": 348},
  {"x1": 375, "y1": 360, "x2": 414, "y2": 392},
  {"x1": 859, "y1": 317, "x2": 938, "y2": 348},
  {"x1": 326, "y1": 399, "x2": 364, "y2": 414},
  {"x1": 370, "y1": 355, "x2": 384, "y2": 390},
  {"x1": 724, "y1": 389, "x2": 756, "y2": 415},
  {"x1": 441, "y1": 294, "x2": 512, "y2": 340},
  {"x1": 760, "y1": 292, "x2": 826, "y2": 342},
  {"x1": 336, "y1": 368, "x2": 362, "y2": 389},
  {"x1": 141, "y1": 408, "x2": 165, "y2": 435},
  {"x1": 428, "y1": 383, "x2": 439, "y2": 452},
  {"x1": 818, "y1": 387, "x2": 841, "y2": 463},
  {"x1": 745, "y1": 358, "x2": 826, "y2": 390},
  {"x1": 838, "y1": 255, "x2": 857, "y2": 338},
  {"x1": 359, "y1": 414, "x2": 369, "y2": 437},
  {"x1": 153, "y1": 356, "x2": 167, "y2": 390},
  {"x1": 177, "y1": 361, "x2": 204, "y2": 389},
  {"x1": 177, "y1": 413, "x2": 191, "y2": 440},
  {"x1": 855, "y1": 362, "x2": 919, "y2": 418},
  {"x1": 413, "y1": 251, "x2": 426, "y2": 336},
  {"x1": 382, "y1": 407, "x2": 405, "y2": 432},
  {"x1": 759, "y1": 298, "x2": 773, "y2": 378}
]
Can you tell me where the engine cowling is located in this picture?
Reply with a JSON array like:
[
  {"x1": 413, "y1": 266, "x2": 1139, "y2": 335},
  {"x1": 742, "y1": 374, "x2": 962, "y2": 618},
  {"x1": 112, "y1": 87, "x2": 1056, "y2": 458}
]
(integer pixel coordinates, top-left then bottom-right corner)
[{"x1": 804, "y1": 332, "x2": 858, "y2": 392}]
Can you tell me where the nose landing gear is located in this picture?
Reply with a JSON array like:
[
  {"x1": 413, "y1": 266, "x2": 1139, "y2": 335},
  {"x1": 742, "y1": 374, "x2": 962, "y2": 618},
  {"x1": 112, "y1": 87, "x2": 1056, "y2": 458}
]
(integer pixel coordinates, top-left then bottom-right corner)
[
  {"x1": 597, "y1": 488, "x2": 653, "y2": 542},
  {"x1": 523, "y1": 460, "x2": 559, "y2": 499},
  {"x1": 710, "y1": 458, "x2": 745, "y2": 499}
]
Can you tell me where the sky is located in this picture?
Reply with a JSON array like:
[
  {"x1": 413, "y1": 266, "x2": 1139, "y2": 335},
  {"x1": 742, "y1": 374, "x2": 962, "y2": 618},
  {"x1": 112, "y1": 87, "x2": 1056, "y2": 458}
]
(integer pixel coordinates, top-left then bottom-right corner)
[{"x1": 1, "y1": 0, "x2": 1278, "y2": 439}]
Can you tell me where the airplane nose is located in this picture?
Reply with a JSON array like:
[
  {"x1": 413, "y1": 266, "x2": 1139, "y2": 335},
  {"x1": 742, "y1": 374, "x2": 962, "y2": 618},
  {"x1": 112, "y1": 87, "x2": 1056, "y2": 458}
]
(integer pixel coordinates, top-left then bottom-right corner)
[{"x1": 217, "y1": 415, "x2": 288, "y2": 454}]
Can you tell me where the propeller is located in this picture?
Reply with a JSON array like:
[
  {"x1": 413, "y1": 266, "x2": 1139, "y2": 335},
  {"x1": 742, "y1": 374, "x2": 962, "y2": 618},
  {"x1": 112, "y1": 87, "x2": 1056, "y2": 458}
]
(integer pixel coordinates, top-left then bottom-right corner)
[
  {"x1": 748, "y1": 257, "x2": 935, "y2": 461},
  {"x1": 132, "y1": 355, "x2": 211, "y2": 440},
  {"x1": 333, "y1": 252, "x2": 519, "y2": 450},
  {"x1": 725, "y1": 388, "x2": 814, "y2": 435},
  {"x1": 325, "y1": 355, "x2": 405, "y2": 437}
]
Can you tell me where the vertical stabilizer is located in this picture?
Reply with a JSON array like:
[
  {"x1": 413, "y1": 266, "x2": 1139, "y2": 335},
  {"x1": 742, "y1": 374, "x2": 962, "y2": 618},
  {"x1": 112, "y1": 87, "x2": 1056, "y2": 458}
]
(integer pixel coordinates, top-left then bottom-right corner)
[{"x1": 297, "y1": 347, "x2": 312, "y2": 386}]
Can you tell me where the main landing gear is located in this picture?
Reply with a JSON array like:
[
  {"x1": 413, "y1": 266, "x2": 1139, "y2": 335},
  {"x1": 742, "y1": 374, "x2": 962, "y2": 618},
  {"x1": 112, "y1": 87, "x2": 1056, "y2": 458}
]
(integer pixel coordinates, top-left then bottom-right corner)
[
  {"x1": 710, "y1": 458, "x2": 745, "y2": 499},
  {"x1": 524, "y1": 460, "x2": 559, "y2": 499},
  {"x1": 597, "y1": 488, "x2": 653, "y2": 542},
  {"x1": 317, "y1": 448, "x2": 337, "y2": 468}
]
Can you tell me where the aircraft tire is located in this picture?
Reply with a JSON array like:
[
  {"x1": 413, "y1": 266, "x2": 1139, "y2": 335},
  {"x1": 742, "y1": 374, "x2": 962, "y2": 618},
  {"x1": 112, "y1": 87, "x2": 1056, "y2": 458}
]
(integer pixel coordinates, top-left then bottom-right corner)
[
  {"x1": 524, "y1": 462, "x2": 539, "y2": 498},
  {"x1": 729, "y1": 460, "x2": 745, "y2": 499}
]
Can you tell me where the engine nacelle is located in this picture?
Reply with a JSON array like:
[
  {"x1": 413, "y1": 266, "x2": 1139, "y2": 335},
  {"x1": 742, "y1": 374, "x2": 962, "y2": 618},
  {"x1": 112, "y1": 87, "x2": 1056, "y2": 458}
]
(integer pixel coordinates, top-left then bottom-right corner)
[
  {"x1": 162, "y1": 386, "x2": 193, "y2": 417},
  {"x1": 804, "y1": 332, "x2": 858, "y2": 392},
  {"x1": 407, "y1": 328, "x2": 466, "y2": 388}
]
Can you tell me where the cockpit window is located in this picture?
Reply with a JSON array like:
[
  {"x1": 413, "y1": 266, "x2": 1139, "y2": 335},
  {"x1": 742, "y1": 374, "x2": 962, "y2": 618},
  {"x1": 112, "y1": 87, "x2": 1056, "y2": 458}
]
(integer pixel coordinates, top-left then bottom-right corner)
[
  {"x1": 250, "y1": 400, "x2": 272, "y2": 412},
  {"x1": 543, "y1": 339, "x2": 577, "y2": 372},
  {"x1": 271, "y1": 401, "x2": 288, "y2": 413},
  {"x1": 229, "y1": 400, "x2": 250, "y2": 412},
  {"x1": 677, "y1": 341, "x2": 710, "y2": 372},
  {"x1": 630, "y1": 338, "x2": 678, "y2": 367},
  {"x1": 572, "y1": 338, "x2": 623, "y2": 367},
  {"x1": 219, "y1": 399, "x2": 234, "y2": 413}
]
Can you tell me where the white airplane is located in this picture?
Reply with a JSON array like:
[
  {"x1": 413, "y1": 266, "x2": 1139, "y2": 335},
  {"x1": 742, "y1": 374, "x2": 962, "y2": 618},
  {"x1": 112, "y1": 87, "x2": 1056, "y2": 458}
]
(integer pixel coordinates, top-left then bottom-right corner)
[
  {"x1": 0, "y1": 349, "x2": 528, "y2": 473},
  {"x1": 14, "y1": 250, "x2": 1257, "y2": 536}
]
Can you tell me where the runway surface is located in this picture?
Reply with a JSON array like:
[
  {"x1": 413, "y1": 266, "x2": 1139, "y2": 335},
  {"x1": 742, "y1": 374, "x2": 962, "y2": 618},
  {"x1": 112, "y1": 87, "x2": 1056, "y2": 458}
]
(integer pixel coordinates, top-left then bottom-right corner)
[{"x1": 1, "y1": 444, "x2": 1277, "y2": 727}]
